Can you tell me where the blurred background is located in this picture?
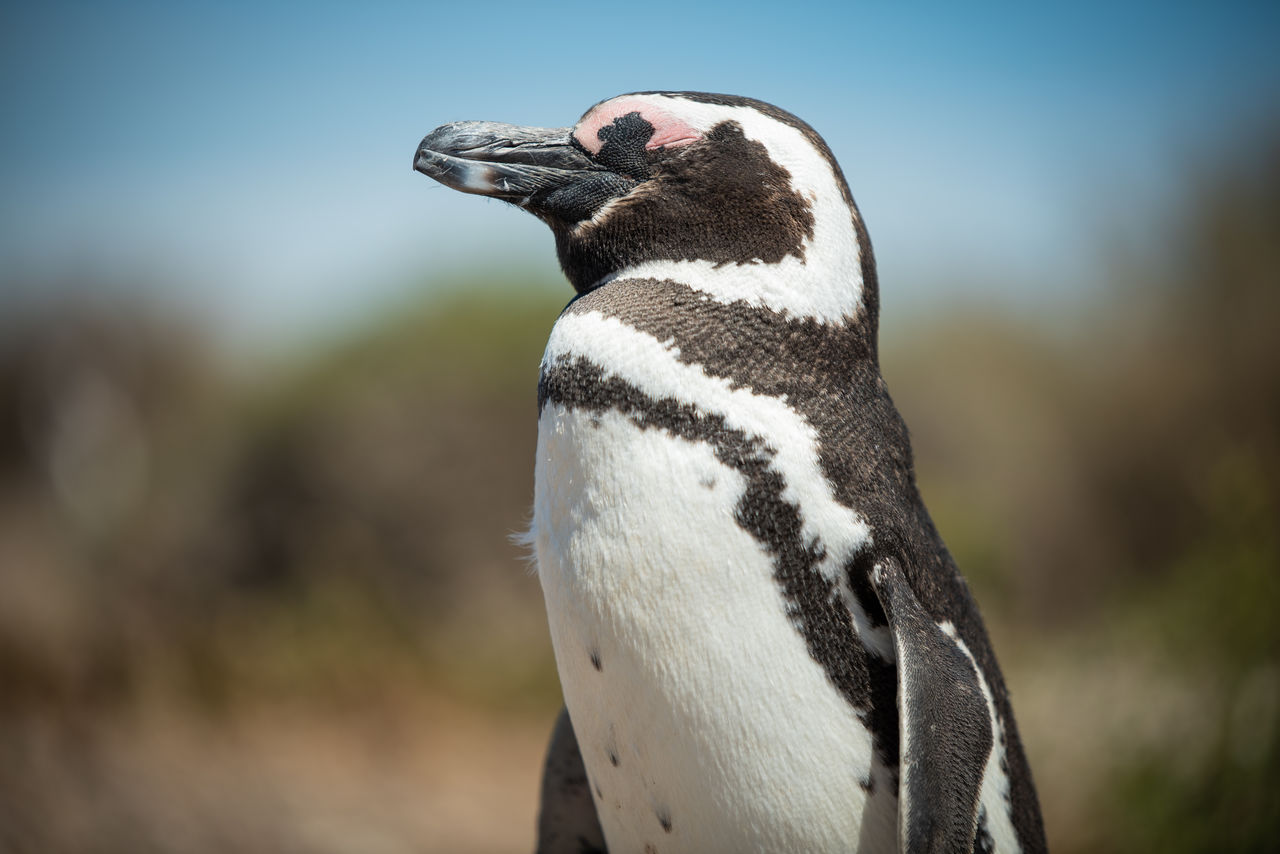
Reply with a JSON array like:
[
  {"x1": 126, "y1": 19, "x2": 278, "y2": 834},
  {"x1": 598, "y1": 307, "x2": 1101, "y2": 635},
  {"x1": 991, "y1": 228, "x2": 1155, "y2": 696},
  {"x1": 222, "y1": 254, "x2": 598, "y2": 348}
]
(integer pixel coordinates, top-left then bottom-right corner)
[{"x1": 2, "y1": 1, "x2": 1278, "y2": 851}]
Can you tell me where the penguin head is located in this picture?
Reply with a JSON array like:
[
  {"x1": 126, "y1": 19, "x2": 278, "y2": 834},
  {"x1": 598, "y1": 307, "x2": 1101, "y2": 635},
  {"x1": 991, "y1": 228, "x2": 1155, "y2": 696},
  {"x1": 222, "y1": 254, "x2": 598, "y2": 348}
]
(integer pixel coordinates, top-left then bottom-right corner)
[{"x1": 416, "y1": 92, "x2": 874, "y2": 323}]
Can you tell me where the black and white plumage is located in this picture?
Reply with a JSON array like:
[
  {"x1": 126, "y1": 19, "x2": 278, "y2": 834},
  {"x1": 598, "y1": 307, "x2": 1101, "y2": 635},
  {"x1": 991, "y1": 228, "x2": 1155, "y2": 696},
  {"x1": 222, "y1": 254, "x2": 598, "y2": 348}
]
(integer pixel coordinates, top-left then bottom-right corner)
[{"x1": 414, "y1": 92, "x2": 1047, "y2": 854}]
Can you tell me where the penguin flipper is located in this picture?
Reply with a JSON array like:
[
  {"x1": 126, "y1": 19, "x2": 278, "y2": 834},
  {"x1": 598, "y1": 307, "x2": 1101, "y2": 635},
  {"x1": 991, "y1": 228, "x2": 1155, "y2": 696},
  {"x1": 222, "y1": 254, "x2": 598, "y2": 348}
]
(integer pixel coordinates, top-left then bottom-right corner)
[
  {"x1": 870, "y1": 557, "x2": 994, "y2": 854},
  {"x1": 535, "y1": 707, "x2": 608, "y2": 854}
]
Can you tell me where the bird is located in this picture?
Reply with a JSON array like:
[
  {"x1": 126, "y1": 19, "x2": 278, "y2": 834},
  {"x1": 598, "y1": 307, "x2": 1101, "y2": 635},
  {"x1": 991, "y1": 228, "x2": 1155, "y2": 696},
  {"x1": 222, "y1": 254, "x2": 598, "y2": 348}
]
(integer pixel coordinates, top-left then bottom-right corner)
[{"x1": 413, "y1": 91, "x2": 1047, "y2": 854}]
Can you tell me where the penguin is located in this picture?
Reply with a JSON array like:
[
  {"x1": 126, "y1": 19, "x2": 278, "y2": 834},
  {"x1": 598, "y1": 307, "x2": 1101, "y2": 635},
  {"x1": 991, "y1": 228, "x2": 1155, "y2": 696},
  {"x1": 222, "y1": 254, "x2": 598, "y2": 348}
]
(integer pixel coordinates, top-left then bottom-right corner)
[{"x1": 414, "y1": 92, "x2": 1047, "y2": 854}]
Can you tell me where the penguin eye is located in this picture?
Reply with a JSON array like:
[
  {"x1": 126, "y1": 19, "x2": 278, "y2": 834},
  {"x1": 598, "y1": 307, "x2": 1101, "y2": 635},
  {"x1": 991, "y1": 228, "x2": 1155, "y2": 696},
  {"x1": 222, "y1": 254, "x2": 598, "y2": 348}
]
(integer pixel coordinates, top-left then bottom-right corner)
[
  {"x1": 592, "y1": 112, "x2": 660, "y2": 180},
  {"x1": 574, "y1": 100, "x2": 701, "y2": 180}
]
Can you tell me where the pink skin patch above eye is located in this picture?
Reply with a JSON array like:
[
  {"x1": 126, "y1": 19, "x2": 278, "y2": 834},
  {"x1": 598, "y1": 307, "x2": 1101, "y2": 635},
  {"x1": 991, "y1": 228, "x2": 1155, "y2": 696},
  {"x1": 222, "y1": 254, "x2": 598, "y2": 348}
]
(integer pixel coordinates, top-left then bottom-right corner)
[{"x1": 573, "y1": 98, "x2": 701, "y2": 154}]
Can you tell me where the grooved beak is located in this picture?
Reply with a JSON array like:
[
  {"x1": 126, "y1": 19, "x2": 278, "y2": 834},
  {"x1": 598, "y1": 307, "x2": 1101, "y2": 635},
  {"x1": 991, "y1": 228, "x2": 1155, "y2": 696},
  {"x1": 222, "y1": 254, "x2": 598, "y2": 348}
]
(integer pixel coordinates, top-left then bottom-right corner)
[{"x1": 413, "y1": 121, "x2": 601, "y2": 203}]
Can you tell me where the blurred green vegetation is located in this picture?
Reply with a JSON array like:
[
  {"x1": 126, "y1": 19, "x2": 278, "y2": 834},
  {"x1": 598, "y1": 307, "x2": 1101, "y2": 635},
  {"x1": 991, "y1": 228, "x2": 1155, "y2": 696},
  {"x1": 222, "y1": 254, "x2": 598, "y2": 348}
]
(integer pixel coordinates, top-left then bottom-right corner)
[{"x1": 1, "y1": 135, "x2": 1278, "y2": 852}]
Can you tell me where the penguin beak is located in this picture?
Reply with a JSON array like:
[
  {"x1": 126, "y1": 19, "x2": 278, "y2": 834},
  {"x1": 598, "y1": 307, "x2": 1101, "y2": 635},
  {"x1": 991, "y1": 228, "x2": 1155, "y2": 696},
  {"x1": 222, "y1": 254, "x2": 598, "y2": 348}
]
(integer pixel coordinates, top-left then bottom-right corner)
[
  {"x1": 414, "y1": 122, "x2": 595, "y2": 202},
  {"x1": 414, "y1": 121, "x2": 637, "y2": 222}
]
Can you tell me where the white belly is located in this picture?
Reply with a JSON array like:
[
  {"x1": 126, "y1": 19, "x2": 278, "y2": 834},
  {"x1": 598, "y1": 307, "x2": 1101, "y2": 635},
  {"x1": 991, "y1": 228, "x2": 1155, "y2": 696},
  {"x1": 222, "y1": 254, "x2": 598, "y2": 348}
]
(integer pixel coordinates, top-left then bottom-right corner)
[{"x1": 532, "y1": 403, "x2": 897, "y2": 853}]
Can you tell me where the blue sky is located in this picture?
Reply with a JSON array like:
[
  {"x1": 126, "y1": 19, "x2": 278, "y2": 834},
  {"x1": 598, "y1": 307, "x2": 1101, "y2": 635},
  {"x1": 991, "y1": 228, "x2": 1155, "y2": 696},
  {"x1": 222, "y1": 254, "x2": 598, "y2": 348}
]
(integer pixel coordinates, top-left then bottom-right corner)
[{"x1": 2, "y1": 1, "x2": 1278, "y2": 352}]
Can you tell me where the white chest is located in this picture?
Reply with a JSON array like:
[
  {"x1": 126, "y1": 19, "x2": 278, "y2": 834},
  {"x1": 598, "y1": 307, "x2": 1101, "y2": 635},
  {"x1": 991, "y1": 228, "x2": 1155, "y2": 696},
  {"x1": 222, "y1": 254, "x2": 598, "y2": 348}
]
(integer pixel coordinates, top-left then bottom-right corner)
[{"x1": 531, "y1": 402, "x2": 897, "y2": 853}]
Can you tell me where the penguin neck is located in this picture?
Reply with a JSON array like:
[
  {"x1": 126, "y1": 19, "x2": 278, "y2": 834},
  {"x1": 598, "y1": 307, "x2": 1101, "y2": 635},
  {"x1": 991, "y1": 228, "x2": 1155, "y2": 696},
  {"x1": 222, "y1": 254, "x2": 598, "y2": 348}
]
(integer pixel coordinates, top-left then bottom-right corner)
[
  {"x1": 557, "y1": 176, "x2": 879, "y2": 339},
  {"x1": 555, "y1": 167, "x2": 883, "y2": 362},
  {"x1": 594, "y1": 268, "x2": 879, "y2": 371},
  {"x1": 561, "y1": 241, "x2": 875, "y2": 336},
  {"x1": 562, "y1": 270, "x2": 884, "y2": 412}
]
